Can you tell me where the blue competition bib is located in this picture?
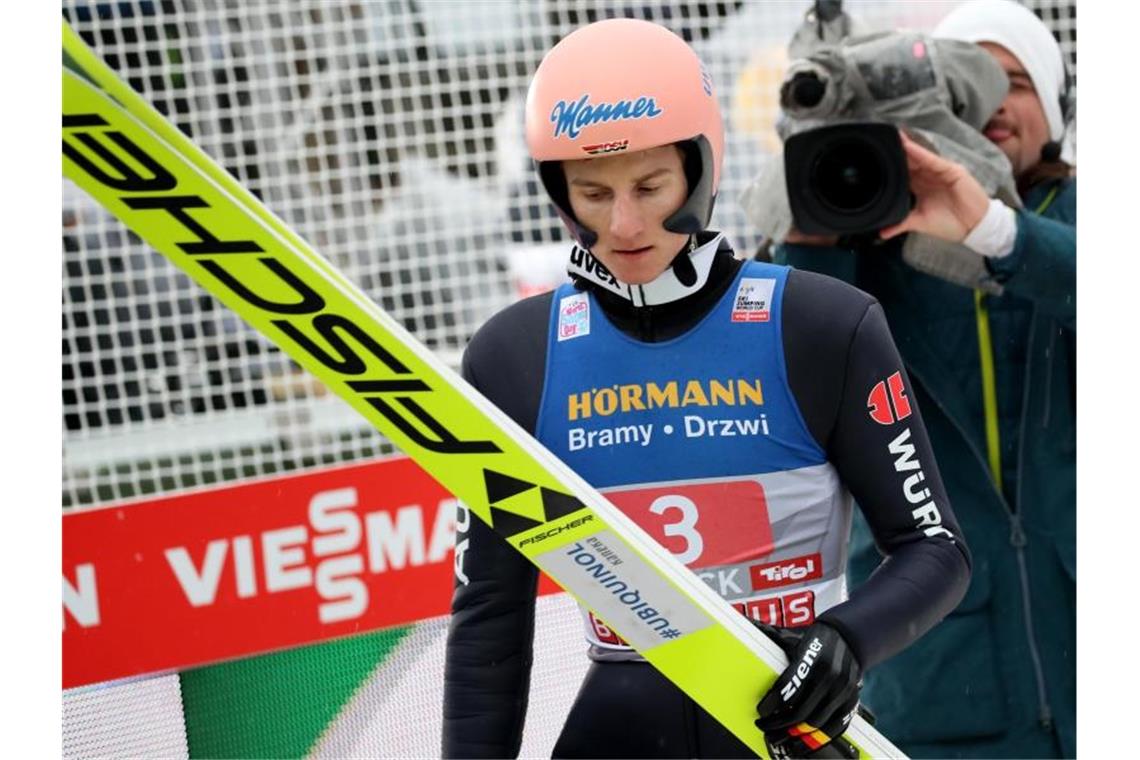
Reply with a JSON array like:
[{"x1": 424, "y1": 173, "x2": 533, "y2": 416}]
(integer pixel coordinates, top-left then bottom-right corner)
[{"x1": 537, "y1": 261, "x2": 824, "y2": 485}]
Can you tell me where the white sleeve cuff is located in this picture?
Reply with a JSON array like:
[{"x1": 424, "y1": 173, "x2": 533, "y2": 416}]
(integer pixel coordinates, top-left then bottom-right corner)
[{"x1": 962, "y1": 198, "x2": 1018, "y2": 259}]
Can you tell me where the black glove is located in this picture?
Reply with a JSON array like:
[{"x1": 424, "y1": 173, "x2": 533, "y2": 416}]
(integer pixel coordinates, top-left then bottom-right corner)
[{"x1": 752, "y1": 620, "x2": 863, "y2": 759}]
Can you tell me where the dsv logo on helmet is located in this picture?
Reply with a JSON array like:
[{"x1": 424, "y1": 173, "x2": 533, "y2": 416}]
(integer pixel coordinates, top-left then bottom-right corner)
[{"x1": 582, "y1": 140, "x2": 631, "y2": 156}]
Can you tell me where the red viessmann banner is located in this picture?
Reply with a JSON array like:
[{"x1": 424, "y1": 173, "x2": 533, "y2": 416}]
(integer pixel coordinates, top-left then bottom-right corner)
[{"x1": 63, "y1": 456, "x2": 559, "y2": 689}]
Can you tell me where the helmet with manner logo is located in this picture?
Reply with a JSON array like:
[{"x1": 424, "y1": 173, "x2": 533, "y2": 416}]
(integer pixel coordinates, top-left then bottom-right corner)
[{"x1": 525, "y1": 18, "x2": 725, "y2": 248}]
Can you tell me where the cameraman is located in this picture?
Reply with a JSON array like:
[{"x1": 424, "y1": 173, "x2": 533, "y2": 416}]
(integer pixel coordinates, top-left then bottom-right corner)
[{"x1": 775, "y1": 1, "x2": 1075, "y2": 757}]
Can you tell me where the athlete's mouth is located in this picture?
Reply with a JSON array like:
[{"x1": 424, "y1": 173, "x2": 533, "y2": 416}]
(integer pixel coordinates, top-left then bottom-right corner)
[{"x1": 613, "y1": 246, "x2": 652, "y2": 255}]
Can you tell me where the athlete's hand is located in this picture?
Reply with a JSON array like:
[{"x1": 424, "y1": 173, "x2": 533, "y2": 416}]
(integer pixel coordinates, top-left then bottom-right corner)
[
  {"x1": 878, "y1": 130, "x2": 990, "y2": 244},
  {"x1": 753, "y1": 621, "x2": 862, "y2": 759}
]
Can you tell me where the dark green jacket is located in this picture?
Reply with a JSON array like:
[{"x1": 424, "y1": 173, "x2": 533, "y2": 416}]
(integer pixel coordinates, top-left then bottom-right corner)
[{"x1": 776, "y1": 178, "x2": 1075, "y2": 759}]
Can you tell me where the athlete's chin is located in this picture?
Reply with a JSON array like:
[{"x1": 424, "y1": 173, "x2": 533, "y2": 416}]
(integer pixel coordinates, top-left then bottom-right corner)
[
  {"x1": 613, "y1": 267, "x2": 667, "y2": 286},
  {"x1": 602, "y1": 252, "x2": 669, "y2": 285}
]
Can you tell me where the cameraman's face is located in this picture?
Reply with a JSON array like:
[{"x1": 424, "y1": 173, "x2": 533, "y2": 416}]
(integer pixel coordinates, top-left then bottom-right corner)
[
  {"x1": 979, "y1": 42, "x2": 1051, "y2": 179},
  {"x1": 564, "y1": 145, "x2": 690, "y2": 285}
]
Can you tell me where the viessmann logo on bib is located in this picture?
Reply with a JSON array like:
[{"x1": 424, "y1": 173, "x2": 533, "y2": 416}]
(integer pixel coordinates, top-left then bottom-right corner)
[{"x1": 731, "y1": 278, "x2": 775, "y2": 323}]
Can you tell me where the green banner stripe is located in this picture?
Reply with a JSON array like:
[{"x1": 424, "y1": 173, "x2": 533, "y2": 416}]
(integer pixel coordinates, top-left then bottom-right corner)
[{"x1": 181, "y1": 627, "x2": 411, "y2": 759}]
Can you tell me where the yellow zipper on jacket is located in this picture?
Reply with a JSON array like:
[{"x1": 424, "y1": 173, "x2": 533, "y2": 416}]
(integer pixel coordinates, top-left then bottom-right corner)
[{"x1": 973, "y1": 185, "x2": 1060, "y2": 491}]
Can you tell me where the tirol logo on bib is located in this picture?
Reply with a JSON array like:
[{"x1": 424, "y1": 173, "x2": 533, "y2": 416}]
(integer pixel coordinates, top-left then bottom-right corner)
[
  {"x1": 731, "y1": 278, "x2": 776, "y2": 323},
  {"x1": 558, "y1": 293, "x2": 590, "y2": 341}
]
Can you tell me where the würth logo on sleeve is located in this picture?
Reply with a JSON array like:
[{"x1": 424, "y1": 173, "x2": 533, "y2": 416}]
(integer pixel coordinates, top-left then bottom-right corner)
[{"x1": 867, "y1": 371, "x2": 912, "y2": 425}]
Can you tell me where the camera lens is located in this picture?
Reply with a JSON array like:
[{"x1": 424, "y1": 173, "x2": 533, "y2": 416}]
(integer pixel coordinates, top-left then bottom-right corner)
[
  {"x1": 789, "y1": 72, "x2": 826, "y2": 109},
  {"x1": 811, "y1": 140, "x2": 885, "y2": 213},
  {"x1": 783, "y1": 122, "x2": 909, "y2": 236}
]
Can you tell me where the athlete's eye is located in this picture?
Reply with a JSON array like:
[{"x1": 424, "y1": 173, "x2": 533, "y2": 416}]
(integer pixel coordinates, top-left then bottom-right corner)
[
  {"x1": 579, "y1": 189, "x2": 610, "y2": 202},
  {"x1": 638, "y1": 185, "x2": 660, "y2": 196}
]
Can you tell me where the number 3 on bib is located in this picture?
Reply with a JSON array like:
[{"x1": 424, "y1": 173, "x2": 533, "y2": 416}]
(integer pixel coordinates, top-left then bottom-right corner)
[
  {"x1": 605, "y1": 478, "x2": 774, "y2": 569},
  {"x1": 649, "y1": 494, "x2": 704, "y2": 564}
]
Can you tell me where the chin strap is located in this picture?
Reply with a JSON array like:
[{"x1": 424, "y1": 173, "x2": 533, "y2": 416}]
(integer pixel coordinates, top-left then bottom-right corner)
[{"x1": 566, "y1": 233, "x2": 725, "y2": 307}]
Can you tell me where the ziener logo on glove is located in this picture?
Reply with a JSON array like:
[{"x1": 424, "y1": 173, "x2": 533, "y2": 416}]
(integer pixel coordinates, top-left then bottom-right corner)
[{"x1": 780, "y1": 636, "x2": 823, "y2": 701}]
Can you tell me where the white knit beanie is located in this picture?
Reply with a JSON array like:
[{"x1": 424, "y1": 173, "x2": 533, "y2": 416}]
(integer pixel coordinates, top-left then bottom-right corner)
[{"x1": 934, "y1": 0, "x2": 1068, "y2": 141}]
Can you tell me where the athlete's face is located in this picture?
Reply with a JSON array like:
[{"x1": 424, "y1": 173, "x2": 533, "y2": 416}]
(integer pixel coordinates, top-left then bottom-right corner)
[
  {"x1": 563, "y1": 145, "x2": 690, "y2": 285},
  {"x1": 979, "y1": 42, "x2": 1052, "y2": 180}
]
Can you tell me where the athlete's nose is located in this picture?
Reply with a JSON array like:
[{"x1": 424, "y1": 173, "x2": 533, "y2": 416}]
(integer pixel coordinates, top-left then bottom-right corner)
[{"x1": 608, "y1": 191, "x2": 645, "y2": 243}]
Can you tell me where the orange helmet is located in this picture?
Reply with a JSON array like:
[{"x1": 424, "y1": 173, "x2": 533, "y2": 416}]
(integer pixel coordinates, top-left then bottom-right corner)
[{"x1": 525, "y1": 18, "x2": 725, "y2": 248}]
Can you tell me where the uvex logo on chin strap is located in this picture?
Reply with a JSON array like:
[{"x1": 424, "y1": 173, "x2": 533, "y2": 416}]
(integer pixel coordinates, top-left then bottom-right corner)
[{"x1": 482, "y1": 469, "x2": 585, "y2": 537}]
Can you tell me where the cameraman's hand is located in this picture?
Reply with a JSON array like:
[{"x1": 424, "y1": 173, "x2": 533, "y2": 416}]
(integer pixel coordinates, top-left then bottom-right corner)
[
  {"x1": 753, "y1": 621, "x2": 862, "y2": 759},
  {"x1": 879, "y1": 130, "x2": 991, "y2": 244},
  {"x1": 784, "y1": 229, "x2": 840, "y2": 247}
]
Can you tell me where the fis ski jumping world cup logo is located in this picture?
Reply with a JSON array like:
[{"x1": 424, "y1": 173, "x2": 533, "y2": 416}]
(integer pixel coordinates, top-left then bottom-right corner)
[
  {"x1": 550, "y1": 94, "x2": 663, "y2": 139},
  {"x1": 731, "y1": 278, "x2": 775, "y2": 323}
]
